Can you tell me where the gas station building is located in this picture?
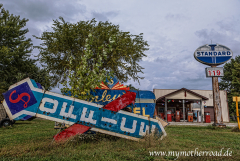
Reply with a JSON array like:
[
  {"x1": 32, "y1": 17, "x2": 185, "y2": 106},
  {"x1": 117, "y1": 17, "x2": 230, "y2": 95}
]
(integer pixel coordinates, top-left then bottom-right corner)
[{"x1": 153, "y1": 88, "x2": 229, "y2": 122}]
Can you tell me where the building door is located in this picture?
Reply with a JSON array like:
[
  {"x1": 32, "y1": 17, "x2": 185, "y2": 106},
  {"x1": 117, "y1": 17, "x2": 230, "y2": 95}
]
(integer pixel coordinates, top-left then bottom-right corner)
[{"x1": 205, "y1": 106, "x2": 215, "y2": 121}]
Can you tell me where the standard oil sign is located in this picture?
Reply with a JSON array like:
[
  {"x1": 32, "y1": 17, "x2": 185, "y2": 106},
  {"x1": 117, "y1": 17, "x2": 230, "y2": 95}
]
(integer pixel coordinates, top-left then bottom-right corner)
[
  {"x1": 194, "y1": 44, "x2": 233, "y2": 66},
  {"x1": 194, "y1": 44, "x2": 233, "y2": 126}
]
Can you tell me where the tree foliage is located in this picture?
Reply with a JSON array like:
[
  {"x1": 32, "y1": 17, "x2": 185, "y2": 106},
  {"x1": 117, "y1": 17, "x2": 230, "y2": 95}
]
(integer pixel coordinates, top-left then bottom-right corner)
[
  {"x1": 34, "y1": 17, "x2": 149, "y2": 99},
  {"x1": 62, "y1": 32, "x2": 116, "y2": 99},
  {"x1": 0, "y1": 4, "x2": 52, "y2": 101},
  {"x1": 219, "y1": 56, "x2": 240, "y2": 116},
  {"x1": 128, "y1": 84, "x2": 139, "y2": 90}
]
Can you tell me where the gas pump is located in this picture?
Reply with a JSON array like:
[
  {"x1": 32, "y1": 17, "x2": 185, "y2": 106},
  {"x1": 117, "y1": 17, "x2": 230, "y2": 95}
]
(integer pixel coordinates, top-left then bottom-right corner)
[
  {"x1": 167, "y1": 110, "x2": 172, "y2": 122},
  {"x1": 175, "y1": 110, "x2": 180, "y2": 122}
]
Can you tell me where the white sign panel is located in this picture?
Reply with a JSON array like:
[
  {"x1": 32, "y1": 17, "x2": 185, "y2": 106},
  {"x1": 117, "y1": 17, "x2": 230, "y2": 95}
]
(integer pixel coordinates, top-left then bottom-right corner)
[{"x1": 205, "y1": 67, "x2": 224, "y2": 77}]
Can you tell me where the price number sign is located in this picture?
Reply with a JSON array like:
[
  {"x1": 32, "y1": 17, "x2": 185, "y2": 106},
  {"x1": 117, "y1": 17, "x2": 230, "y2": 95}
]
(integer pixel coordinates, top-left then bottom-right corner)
[{"x1": 205, "y1": 67, "x2": 224, "y2": 77}]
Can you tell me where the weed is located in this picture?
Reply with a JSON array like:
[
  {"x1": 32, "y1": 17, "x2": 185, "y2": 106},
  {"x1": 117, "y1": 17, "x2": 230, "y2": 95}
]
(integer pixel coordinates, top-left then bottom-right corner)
[{"x1": 231, "y1": 126, "x2": 240, "y2": 132}]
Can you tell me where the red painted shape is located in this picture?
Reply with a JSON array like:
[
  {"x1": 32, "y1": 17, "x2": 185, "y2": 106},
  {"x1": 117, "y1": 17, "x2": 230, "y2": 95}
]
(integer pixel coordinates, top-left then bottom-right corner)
[
  {"x1": 102, "y1": 91, "x2": 136, "y2": 112},
  {"x1": 53, "y1": 91, "x2": 136, "y2": 141},
  {"x1": 95, "y1": 81, "x2": 130, "y2": 90},
  {"x1": 54, "y1": 124, "x2": 90, "y2": 141},
  {"x1": 111, "y1": 82, "x2": 130, "y2": 90},
  {"x1": 9, "y1": 90, "x2": 31, "y2": 108}
]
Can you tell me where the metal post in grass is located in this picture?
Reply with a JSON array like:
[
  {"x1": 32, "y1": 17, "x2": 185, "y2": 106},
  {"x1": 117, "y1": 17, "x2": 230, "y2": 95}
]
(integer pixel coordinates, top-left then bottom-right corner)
[
  {"x1": 233, "y1": 96, "x2": 240, "y2": 130},
  {"x1": 148, "y1": 116, "x2": 150, "y2": 147}
]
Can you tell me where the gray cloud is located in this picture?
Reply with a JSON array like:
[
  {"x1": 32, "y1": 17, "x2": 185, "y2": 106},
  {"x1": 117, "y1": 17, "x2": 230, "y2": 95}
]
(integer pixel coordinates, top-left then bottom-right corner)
[
  {"x1": 91, "y1": 11, "x2": 119, "y2": 22},
  {"x1": 216, "y1": 17, "x2": 239, "y2": 32},
  {"x1": 165, "y1": 13, "x2": 188, "y2": 21},
  {"x1": 2, "y1": 0, "x2": 86, "y2": 22},
  {"x1": 154, "y1": 57, "x2": 170, "y2": 63},
  {"x1": 195, "y1": 23, "x2": 240, "y2": 57},
  {"x1": 195, "y1": 29, "x2": 228, "y2": 44}
]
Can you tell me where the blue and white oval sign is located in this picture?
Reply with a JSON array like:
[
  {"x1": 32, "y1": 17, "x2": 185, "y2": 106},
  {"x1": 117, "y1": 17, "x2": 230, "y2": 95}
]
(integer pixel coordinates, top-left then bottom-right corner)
[{"x1": 194, "y1": 44, "x2": 233, "y2": 66}]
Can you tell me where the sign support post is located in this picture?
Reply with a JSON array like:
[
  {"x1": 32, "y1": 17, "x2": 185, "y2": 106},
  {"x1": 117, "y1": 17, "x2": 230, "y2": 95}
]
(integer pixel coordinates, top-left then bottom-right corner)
[{"x1": 211, "y1": 71, "x2": 224, "y2": 126}]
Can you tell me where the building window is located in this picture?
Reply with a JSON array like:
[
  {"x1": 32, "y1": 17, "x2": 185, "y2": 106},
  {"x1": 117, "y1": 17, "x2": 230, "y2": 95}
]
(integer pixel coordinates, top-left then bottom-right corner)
[{"x1": 192, "y1": 102, "x2": 200, "y2": 109}]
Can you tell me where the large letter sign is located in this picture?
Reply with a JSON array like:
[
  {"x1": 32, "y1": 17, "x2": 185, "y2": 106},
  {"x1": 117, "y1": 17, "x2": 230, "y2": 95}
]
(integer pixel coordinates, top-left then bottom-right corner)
[{"x1": 2, "y1": 78, "x2": 166, "y2": 141}]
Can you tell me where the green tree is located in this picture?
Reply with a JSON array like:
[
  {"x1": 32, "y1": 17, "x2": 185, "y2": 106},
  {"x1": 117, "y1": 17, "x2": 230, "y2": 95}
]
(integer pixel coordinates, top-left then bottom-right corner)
[
  {"x1": 0, "y1": 4, "x2": 52, "y2": 101},
  {"x1": 34, "y1": 17, "x2": 149, "y2": 99},
  {"x1": 128, "y1": 84, "x2": 139, "y2": 90},
  {"x1": 219, "y1": 56, "x2": 240, "y2": 119}
]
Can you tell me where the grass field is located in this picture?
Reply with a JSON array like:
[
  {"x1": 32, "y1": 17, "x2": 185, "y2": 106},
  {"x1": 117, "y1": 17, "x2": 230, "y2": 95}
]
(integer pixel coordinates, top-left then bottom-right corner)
[{"x1": 0, "y1": 119, "x2": 239, "y2": 161}]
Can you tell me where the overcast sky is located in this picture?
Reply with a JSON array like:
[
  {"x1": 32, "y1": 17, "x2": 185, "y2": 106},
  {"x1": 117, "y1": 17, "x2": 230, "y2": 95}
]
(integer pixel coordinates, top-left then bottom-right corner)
[{"x1": 2, "y1": 0, "x2": 240, "y2": 93}]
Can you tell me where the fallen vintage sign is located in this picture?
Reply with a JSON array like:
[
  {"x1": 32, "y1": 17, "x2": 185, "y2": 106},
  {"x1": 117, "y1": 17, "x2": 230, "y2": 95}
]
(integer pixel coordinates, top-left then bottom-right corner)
[
  {"x1": 54, "y1": 89, "x2": 137, "y2": 141},
  {"x1": 56, "y1": 76, "x2": 165, "y2": 141},
  {"x1": 2, "y1": 78, "x2": 166, "y2": 141}
]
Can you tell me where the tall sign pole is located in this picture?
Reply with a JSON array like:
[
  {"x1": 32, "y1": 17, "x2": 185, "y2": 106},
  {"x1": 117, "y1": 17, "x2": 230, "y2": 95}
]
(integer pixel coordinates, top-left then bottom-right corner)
[
  {"x1": 194, "y1": 44, "x2": 233, "y2": 127},
  {"x1": 211, "y1": 70, "x2": 223, "y2": 125}
]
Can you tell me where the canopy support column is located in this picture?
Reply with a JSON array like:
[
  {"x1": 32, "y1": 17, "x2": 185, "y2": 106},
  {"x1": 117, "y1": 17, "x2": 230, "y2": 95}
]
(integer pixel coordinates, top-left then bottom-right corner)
[
  {"x1": 165, "y1": 98, "x2": 167, "y2": 121},
  {"x1": 183, "y1": 99, "x2": 185, "y2": 122},
  {"x1": 200, "y1": 99, "x2": 203, "y2": 123}
]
